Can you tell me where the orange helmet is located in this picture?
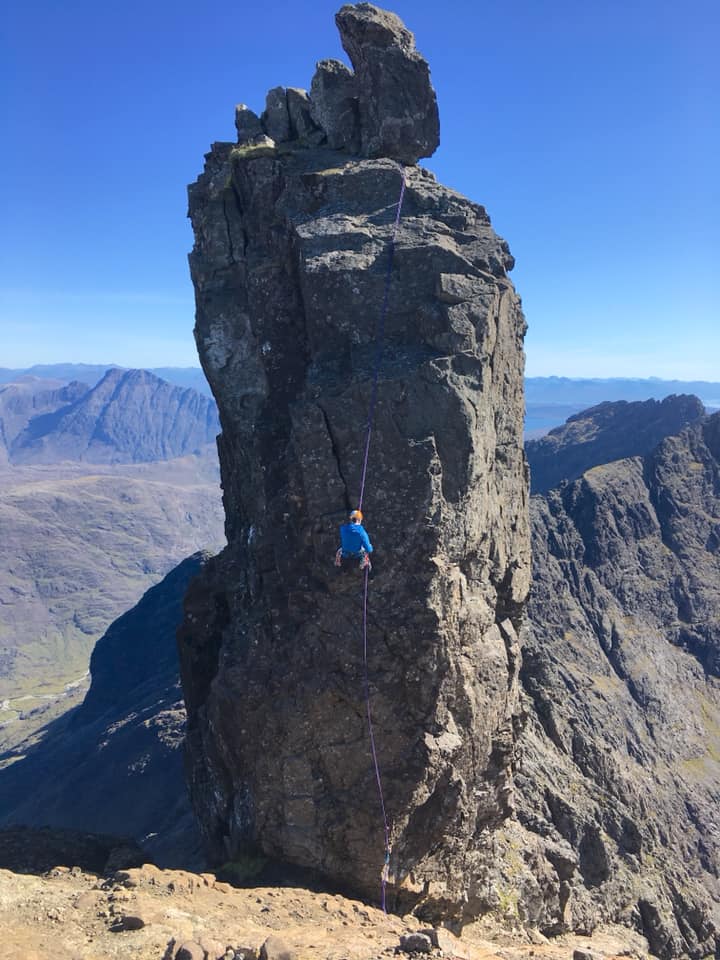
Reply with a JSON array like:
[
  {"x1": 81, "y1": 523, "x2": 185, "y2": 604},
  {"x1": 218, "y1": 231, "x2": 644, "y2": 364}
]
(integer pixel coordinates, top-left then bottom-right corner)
[{"x1": 349, "y1": 509, "x2": 363, "y2": 522}]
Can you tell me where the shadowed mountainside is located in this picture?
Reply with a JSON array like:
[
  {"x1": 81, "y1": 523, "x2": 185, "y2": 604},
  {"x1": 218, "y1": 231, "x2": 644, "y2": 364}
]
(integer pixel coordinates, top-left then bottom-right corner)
[
  {"x1": 0, "y1": 378, "x2": 90, "y2": 461},
  {"x1": 0, "y1": 370, "x2": 224, "y2": 740},
  {"x1": 0, "y1": 555, "x2": 208, "y2": 868}
]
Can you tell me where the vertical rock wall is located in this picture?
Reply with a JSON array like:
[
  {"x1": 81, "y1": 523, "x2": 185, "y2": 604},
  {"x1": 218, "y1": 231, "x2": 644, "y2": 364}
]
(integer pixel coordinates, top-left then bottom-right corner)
[{"x1": 179, "y1": 3, "x2": 530, "y2": 918}]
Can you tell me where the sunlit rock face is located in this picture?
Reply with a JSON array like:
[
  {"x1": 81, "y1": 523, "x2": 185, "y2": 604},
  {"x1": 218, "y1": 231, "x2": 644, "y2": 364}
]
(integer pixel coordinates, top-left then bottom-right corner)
[
  {"x1": 519, "y1": 411, "x2": 720, "y2": 958},
  {"x1": 179, "y1": 2, "x2": 529, "y2": 920}
]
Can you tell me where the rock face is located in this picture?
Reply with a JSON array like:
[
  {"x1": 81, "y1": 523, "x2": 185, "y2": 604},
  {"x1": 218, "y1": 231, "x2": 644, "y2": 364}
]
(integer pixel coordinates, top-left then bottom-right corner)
[
  {"x1": 518, "y1": 412, "x2": 720, "y2": 956},
  {"x1": 180, "y1": 4, "x2": 528, "y2": 918},
  {"x1": 333, "y1": 3, "x2": 440, "y2": 162},
  {"x1": 525, "y1": 394, "x2": 705, "y2": 493}
]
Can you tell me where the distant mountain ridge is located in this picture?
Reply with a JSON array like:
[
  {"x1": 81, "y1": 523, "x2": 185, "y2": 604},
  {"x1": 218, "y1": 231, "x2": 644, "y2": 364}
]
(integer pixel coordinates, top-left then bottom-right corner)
[
  {"x1": 0, "y1": 364, "x2": 212, "y2": 396},
  {"x1": 0, "y1": 367, "x2": 225, "y2": 729},
  {"x1": 525, "y1": 377, "x2": 720, "y2": 435},
  {"x1": 526, "y1": 376, "x2": 720, "y2": 406},
  {"x1": 1, "y1": 368, "x2": 219, "y2": 464},
  {"x1": 525, "y1": 394, "x2": 706, "y2": 493}
]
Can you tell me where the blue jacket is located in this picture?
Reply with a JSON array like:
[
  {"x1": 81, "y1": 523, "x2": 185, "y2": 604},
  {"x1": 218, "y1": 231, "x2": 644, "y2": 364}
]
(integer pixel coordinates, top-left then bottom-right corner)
[{"x1": 340, "y1": 522, "x2": 373, "y2": 554}]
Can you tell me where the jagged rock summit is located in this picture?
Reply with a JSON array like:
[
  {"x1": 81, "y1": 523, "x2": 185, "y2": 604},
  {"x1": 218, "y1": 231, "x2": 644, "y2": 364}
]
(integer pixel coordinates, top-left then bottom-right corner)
[
  {"x1": 182, "y1": 2, "x2": 528, "y2": 923},
  {"x1": 235, "y1": 2, "x2": 439, "y2": 163}
]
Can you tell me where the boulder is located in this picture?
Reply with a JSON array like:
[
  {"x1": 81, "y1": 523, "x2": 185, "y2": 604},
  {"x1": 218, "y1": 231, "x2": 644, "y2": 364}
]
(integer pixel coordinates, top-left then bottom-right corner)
[
  {"x1": 399, "y1": 932, "x2": 433, "y2": 953},
  {"x1": 260, "y1": 936, "x2": 296, "y2": 960},
  {"x1": 235, "y1": 105, "x2": 264, "y2": 144},
  {"x1": 261, "y1": 86, "x2": 291, "y2": 143},
  {"x1": 335, "y1": 3, "x2": 439, "y2": 162},
  {"x1": 176, "y1": 943, "x2": 207, "y2": 960},
  {"x1": 309, "y1": 59, "x2": 359, "y2": 150},
  {"x1": 286, "y1": 87, "x2": 323, "y2": 143}
]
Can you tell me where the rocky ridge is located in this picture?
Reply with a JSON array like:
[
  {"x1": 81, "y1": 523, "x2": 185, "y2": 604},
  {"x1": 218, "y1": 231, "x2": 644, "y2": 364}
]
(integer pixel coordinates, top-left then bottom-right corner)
[
  {"x1": 181, "y1": 1, "x2": 529, "y2": 921},
  {"x1": 4, "y1": 368, "x2": 219, "y2": 465},
  {"x1": 234, "y1": 3, "x2": 439, "y2": 163},
  {"x1": 519, "y1": 410, "x2": 720, "y2": 957},
  {"x1": 525, "y1": 395, "x2": 705, "y2": 493}
]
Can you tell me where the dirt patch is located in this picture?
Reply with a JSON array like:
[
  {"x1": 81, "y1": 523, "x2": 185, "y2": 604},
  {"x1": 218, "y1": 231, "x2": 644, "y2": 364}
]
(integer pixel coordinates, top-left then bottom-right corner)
[{"x1": 0, "y1": 863, "x2": 650, "y2": 960}]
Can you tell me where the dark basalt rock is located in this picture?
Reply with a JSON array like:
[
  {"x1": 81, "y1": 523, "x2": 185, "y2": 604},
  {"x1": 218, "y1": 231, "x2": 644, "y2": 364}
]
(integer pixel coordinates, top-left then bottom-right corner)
[
  {"x1": 258, "y1": 4, "x2": 439, "y2": 164},
  {"x1": 262, "y1": 86, "x2": 292, "y2": 143},
  {"x1": 309, "y1": 60, "x2": 360, "y2": 151},
  {"x1": 235, "y1": 104, "x2": 264, "y2": 145},
  {"x1": 335, "y1": 3, "x2": 439, "y2": 162},
  {"x1": 181, "y1": 9, "x2": 528, "y2": 916},
  {"x1": 519, "y1": 412, "x2": 720, "y2": 956},
  {"x1": 286, "y1": 88, "x2": 321, "y2": 143}
]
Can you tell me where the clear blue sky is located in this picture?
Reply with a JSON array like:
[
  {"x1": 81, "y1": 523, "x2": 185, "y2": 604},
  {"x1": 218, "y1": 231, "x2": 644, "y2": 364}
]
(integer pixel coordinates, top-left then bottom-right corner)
[{"x1": 2, "y1": 0, "x2": 718, "y2": 377}]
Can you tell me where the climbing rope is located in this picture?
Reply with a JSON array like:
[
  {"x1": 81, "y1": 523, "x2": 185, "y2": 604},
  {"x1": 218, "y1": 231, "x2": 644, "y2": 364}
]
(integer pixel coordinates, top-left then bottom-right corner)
[
  {"x1": 362, "y1": 564, "x2": 391, "y2": 911},
  {"x1": 357, "y1": 169, "x2": 407, "y2": 514},
  {"x1": 357, "y1": 166, "x2": 406, "y2": 913}
]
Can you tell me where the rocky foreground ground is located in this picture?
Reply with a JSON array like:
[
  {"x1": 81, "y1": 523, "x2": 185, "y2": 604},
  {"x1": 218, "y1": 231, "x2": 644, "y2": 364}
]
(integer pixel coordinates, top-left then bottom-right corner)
[{"x1": 0, "y1": 862, "x2": 650, "y2": 960}]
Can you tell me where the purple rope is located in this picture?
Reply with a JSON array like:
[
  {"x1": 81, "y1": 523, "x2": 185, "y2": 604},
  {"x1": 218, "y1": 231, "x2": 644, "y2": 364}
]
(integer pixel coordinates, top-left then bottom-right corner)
[
  {"x1": 362, "y1": 564, "x2": 391, "y2": 912},
  {"x1": 357, "y1": 171, "x2": 406, "y2": 513},
  {"x1": 356, "y1": 168, "x2": 406, "y2": 912}
]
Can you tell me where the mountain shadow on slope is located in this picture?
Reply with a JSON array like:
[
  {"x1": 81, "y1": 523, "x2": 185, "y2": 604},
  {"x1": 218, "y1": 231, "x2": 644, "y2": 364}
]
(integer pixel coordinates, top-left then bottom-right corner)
[
  {"x1": 0, "y1": 378, "x2": 89, "y2": 461},
  {"x1": 0, "y1": 554, "x2": 210, "y2": 869}
]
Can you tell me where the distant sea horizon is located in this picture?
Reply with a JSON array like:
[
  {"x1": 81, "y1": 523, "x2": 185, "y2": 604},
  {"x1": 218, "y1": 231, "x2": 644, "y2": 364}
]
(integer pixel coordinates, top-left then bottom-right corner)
[{"x1": 2, "y1": 363, "x2": 718, "y2": 437}]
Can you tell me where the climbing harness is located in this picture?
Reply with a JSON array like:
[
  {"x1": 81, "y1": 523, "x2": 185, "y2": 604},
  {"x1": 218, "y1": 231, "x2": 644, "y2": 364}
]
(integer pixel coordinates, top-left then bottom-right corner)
[{"x1": 357, "y1": 166, "x2": 406, "y2": 913}]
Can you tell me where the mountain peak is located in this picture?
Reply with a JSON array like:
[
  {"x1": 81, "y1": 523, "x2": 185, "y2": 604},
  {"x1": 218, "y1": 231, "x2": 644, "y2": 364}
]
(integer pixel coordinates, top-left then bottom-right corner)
[
  {"x1": 4, "y1": 371, "x2": 219, "y2": 465},
  {"x1": 526, "y1": 393, "x2": 706, "y2": 493}
]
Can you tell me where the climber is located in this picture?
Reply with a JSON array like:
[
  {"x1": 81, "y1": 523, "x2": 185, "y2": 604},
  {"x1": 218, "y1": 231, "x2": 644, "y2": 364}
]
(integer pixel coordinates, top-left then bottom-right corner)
[{"x1": 335, "y1": 509, "x2": 373, "y2": 572}]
